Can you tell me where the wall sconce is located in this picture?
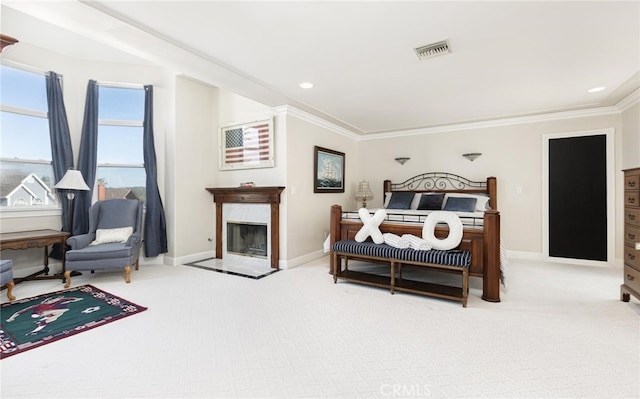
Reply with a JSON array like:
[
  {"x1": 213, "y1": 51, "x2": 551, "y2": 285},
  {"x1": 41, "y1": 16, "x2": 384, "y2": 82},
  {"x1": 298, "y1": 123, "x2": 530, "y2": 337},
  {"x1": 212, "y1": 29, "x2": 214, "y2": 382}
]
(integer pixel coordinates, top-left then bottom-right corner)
[
  {"x1": 355, "y1": 180, "x2": 373, "y2": 208},
  {"x1": 462, "y1": 153, "x2": 482, "y2": 162},
  {"x1": 395, "y1": 157, "x2": 410, "y2": 165}
]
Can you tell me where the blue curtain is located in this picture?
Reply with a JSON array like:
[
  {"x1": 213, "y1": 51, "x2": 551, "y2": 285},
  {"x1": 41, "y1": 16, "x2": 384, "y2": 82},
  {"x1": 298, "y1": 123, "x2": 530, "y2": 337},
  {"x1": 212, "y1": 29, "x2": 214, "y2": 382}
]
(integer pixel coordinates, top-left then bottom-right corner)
[
  {"x1": 74, "y1": 80, "x2": 99, "y2": 235},
  {"x1": 142, "y1": 85, "x2": 167, "y2": 256},
  {"x1": 46, "y1": 71, "x2": 74, "y2": 232}
]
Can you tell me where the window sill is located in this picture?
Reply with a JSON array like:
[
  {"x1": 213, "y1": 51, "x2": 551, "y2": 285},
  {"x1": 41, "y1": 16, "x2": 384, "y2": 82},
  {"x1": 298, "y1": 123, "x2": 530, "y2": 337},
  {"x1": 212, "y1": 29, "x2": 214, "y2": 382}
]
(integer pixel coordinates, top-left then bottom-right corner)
[{"x1": 0, "y1": 207, "x2": 61, "y2": 219}]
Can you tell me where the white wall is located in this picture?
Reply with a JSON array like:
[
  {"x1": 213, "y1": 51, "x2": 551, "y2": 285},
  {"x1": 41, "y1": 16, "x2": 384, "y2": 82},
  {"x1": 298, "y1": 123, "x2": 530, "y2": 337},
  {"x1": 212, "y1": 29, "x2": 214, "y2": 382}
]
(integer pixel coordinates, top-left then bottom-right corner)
[
  {"x1": 283, "y1": 114, "x2": 358, "y2": 266},
  {"x1": 170, "y1": 77, "x2": 296, "y2": 264},
  {"x1": 171, "y1": 76, "x2": 218, "y2": 260},
  {"x1": 201, "y1": 94, "x2": 362, "y2": 267},
  {"x1": 357, "y1": 112, "x2": 623, "y2": 258},
  {"x1": 2, "y1": 42, "x2": 636, "y2": 274},
  {"x1": 1, "y1": 42, "x2": 168, "y2": 275},
  {"x1": 621, "y1": 102, "x2": 640, "y2": 170},
  {"x1": 213, "y1": 90, "x2": 286, "y2": 188}
]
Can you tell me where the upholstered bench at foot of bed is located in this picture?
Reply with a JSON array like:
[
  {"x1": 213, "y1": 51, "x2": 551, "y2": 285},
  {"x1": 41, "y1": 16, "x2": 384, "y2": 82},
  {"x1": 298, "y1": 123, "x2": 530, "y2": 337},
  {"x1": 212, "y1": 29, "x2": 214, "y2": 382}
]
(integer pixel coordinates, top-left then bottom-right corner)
[{"x1": 332, "y1": 239, "x2": 471, "y2": 307}]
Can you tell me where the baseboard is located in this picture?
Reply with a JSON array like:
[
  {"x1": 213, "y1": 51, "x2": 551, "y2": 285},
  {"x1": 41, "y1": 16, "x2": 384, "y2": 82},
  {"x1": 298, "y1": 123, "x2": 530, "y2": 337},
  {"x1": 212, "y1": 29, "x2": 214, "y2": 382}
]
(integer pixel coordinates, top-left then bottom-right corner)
[
  {"x1": 279, "y1": 249, "x2": 326, "y2": 269},
  {"x1": 166, "y1": 248, "x2": 618, "y2": 271},
  {"x1": 12, "y1": 262, "x2": 64, "y2": 279},
  {"x1": 139, "y1": 254, "x2": 164, "y2": 266},
  {"x1": 166, "y1": 250, "x2": 216, "y2": 267},
  {"x1": 506, "y1": 250, "x2": 543, "y2": 260},
  {"x1": 143, "y1": 249, "x2": 625, "y2": 270},
  {"x1": 507, "y1": 250, "x2": 622, "y2": 268}
]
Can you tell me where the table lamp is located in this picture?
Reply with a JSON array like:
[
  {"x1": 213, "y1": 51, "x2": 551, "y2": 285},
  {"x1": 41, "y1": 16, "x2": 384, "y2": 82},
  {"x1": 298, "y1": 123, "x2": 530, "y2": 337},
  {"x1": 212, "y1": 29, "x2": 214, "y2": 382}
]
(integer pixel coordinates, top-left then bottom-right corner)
[{"x1": 355, "y1": 180, "x2": 373, "y2": 208}]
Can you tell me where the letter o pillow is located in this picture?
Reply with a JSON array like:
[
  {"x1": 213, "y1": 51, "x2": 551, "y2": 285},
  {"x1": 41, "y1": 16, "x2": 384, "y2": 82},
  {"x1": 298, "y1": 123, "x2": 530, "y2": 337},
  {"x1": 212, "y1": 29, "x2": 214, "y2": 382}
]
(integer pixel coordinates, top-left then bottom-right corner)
[{"x1": 422, "y1": 211, "x2": 463, "y2": 250}]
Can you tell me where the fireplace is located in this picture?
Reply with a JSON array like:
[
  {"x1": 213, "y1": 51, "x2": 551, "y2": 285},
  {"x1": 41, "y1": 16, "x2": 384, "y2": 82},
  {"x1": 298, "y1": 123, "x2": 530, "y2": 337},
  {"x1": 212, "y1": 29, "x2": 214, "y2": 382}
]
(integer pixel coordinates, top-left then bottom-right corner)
[
  {"x1": 206, "y1": 186, "x2": 285, "y2": 269},
  {"x1": 227, "y1": 221, "x2": 268, "y2": 258}
]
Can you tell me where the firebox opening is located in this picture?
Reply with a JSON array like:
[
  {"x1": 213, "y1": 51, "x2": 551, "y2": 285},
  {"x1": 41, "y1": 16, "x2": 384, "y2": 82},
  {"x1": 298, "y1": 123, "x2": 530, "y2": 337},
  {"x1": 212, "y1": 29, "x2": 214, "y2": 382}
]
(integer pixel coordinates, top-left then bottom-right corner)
[{"x1": 227, "y1": 221, "x2": 268, "y2": 258}]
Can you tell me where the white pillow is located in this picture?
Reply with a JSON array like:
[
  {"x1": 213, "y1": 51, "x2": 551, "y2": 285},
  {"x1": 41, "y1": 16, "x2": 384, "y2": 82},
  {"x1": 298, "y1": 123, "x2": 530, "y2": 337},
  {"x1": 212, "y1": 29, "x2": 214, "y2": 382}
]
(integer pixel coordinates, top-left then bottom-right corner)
[
  {"x1": 443, "y1": 193, "x2": 490, "y2": 212},
  {"x1": 90, "y1": 227, "x2": 133, "y2": 245},
  {"x1": 383, "y1": 192, "x2": 391, "y2": 208},
  {"x1": 354, "y1": 208, "x2": 386, "y2": 244},
  {"x1": 422, "y1": 211, "x2": 463, "y2": 250}
]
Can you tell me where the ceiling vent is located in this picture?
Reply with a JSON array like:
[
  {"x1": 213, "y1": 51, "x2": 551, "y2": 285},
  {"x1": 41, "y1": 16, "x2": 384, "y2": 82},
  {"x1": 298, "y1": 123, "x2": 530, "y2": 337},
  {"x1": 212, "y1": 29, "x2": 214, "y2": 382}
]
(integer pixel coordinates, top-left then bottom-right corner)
[{"x1": 414, "y1": 40, "x2": 451, "y2": 60}]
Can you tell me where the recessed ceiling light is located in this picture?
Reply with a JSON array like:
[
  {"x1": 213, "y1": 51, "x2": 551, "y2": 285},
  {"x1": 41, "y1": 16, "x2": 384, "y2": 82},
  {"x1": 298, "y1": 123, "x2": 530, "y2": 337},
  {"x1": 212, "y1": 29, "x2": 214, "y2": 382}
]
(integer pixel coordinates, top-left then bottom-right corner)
[
  {"x1": 299, "y1": 82, "x2": 314, "y2": 89},
  {"x1": 588, "y1": 86, "x2": 606, "y2": 93}
]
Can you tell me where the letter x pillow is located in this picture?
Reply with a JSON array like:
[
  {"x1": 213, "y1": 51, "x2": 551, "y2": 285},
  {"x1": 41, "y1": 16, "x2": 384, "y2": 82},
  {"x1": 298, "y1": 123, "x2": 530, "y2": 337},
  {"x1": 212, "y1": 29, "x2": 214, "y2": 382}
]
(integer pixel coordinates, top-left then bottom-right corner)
[{"x1": 355, "y1": 208, "x2": 387, "y2": 244}]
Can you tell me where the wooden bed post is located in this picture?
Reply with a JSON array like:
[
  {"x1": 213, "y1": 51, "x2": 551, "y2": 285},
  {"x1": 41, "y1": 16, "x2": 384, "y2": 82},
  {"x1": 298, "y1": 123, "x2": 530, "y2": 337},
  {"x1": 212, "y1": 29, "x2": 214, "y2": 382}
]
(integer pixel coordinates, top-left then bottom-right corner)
[
  {"x1": 487, "y1": 176, "x2": 497, "y2": 210},
  {"x1": 329, "y1": 205, "x2": 342, "y2": 274},
  {"x1": 383, "y1": 180, "x2": 392, "y2": 201},
  {"x1": 482, "y1": 209, "x2": 501, "y2": 302}
]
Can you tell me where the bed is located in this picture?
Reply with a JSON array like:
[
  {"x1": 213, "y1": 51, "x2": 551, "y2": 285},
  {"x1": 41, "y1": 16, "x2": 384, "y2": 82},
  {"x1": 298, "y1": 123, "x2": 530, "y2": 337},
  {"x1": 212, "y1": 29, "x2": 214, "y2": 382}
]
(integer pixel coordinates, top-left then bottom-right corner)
[{"x1": 329, "y1": 172, "x2": 501, "y2": 302}]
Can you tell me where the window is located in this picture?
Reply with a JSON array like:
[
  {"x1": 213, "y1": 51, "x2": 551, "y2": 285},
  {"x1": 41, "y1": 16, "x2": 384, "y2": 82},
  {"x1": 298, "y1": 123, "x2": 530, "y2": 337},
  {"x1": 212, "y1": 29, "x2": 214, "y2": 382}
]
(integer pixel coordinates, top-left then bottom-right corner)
[
  {"x1": 96, "y1": 86, "x2": 146, "y2": 202},
  {"x1": 0, "y1": 65, "x2": 56, "y2": 208}
]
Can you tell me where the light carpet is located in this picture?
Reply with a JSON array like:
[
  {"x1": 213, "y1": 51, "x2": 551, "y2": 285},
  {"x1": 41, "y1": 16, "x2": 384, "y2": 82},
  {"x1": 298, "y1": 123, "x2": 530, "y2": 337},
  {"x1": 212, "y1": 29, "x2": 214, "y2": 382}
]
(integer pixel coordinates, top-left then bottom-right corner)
[{"x1": 1, "y1": 257, "x2": 638, "y2": 398}]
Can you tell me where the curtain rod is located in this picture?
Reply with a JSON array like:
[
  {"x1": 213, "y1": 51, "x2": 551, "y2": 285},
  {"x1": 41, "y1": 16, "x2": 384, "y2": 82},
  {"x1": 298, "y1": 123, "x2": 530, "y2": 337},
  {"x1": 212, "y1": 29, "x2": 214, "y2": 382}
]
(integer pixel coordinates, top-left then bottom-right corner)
[
  {"x1": 2, "y1": 61, "x2": 145, "y2": 89},
  {"x1": 1, "y1": 59, "x2": 52, "y2": 77},
  {"x1": 97, "y1": 81, "x2": 145, "y2": 90}
]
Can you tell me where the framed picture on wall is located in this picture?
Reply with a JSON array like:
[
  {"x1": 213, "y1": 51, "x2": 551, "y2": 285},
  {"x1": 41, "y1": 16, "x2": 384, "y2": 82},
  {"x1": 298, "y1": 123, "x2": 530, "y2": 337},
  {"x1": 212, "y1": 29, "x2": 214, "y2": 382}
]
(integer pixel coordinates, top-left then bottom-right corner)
[
  {"x1": 314, "y1": 146, "x2": 345, "y2": 193},
  {"x1": 219, "y1": 118, "x2": 274, "y2": 170}
]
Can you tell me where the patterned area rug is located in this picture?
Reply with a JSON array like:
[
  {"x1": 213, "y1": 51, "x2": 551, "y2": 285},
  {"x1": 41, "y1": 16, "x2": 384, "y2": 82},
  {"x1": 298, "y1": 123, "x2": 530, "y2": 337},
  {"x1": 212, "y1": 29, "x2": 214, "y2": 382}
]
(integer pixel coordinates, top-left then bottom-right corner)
[{"x1": 1, "y1": 284, "x2": 147, "y2": 359}]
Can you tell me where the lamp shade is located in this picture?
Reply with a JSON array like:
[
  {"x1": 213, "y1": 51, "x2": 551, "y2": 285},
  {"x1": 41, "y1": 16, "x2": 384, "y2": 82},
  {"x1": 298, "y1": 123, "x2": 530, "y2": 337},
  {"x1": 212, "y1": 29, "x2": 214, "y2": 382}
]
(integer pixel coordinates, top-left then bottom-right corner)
[
  {"x1": 54, "y1": 169, "x2": 90, "y2": 191},
  {"x1": 355, "y1": 180, "x2": 373, "y2": 200}
]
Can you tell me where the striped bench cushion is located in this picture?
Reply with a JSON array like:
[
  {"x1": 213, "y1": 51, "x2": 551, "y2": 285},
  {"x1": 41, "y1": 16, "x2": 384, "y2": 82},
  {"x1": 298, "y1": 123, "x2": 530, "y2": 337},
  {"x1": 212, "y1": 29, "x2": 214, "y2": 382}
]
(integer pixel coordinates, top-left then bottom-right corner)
[{"x1": 333, "y1": 239, "x2": 471, "y2": 268}]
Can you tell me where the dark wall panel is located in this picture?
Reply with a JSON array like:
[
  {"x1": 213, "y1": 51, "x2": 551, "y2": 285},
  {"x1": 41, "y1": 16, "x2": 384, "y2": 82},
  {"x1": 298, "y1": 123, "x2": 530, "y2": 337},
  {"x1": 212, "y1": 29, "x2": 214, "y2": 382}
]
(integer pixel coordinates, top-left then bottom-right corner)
[{"x1": 549, "y1": 135, "x2": 607, "y2": 261}]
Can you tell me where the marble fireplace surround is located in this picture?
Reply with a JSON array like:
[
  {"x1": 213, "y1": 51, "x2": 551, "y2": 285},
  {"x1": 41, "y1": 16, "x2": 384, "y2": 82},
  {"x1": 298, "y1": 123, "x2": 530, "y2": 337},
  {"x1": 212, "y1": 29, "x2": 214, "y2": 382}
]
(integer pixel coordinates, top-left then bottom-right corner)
[{"x1": 206, "y1": 186, "x2": 285, "y2": 269}]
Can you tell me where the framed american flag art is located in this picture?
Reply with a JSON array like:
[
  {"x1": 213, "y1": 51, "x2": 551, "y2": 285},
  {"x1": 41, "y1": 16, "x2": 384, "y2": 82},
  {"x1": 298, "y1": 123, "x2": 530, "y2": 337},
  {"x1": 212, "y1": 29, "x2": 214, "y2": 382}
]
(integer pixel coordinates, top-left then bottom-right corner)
[{"x1": 219, "y1": 118, "x2": 274, "y2": 170}]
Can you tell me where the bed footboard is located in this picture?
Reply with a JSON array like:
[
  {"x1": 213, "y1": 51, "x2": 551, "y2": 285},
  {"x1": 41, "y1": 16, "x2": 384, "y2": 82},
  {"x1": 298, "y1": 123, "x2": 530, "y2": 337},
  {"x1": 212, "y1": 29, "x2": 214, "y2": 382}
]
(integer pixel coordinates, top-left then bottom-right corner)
[{"x1": 329, "y1": 204, "x2": 501, "y2": 302}]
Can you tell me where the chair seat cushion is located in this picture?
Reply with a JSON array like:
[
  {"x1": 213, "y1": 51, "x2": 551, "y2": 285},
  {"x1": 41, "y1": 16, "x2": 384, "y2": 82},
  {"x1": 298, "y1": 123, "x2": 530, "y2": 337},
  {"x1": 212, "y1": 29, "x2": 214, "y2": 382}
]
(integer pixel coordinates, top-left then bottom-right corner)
[
  {"x1": 66, "y1": 243, "x2": 134, "y2": 261},
  {"x1": 0, "y1": 259, "x2": 12, "y2": 272}
]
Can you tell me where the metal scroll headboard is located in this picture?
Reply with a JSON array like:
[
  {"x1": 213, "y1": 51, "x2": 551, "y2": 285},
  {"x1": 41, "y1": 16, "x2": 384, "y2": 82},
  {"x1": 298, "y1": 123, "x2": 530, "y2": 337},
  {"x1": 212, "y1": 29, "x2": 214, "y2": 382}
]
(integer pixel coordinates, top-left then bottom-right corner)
[{"x1": 390, "y1": 172, "x2": 486, "y2": 191}]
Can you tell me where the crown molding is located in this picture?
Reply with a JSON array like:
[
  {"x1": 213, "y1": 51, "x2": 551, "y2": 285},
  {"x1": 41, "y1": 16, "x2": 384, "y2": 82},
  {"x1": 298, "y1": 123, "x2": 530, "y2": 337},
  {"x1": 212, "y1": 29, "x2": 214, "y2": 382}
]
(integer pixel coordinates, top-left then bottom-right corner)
[
  {"x1": 359, "y1": 106, "x2": 622, "y2": 140},
  {"x1": 276, "y1": 97, "x2": 636, "y2": 142},
  {"x1": 274, "y1": 105, "x2": 361, "y2": 140},
  {"x1": 614, "y1": 88, "x2": 640, "y2": 112}
]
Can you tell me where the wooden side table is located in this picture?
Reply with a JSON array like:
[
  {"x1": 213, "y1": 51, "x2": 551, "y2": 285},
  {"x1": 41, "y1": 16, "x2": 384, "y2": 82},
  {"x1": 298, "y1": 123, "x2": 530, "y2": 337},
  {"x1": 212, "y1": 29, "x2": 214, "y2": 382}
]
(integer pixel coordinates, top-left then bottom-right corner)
[{"x1": 0, "y1": 229, "x2": 69, "y2": 285}]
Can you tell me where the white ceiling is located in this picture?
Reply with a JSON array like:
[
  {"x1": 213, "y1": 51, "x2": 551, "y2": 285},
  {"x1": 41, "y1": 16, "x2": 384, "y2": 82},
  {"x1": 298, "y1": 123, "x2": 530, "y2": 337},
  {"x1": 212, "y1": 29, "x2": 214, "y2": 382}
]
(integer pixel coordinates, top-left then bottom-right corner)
[{"x1": 3, "y1": 1, "x2": 639, "y2": 135}]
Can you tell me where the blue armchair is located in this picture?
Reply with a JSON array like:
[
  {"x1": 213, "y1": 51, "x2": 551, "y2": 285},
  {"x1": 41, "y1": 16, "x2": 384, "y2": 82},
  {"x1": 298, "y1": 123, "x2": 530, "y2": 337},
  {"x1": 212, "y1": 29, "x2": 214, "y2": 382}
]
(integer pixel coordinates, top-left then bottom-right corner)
[
  {"x1": 1, "y1": 259, "x2": 15, "y2": 301},
  {"x1": 64, "y1": 199, "x2": 143, "y2": 288}
]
